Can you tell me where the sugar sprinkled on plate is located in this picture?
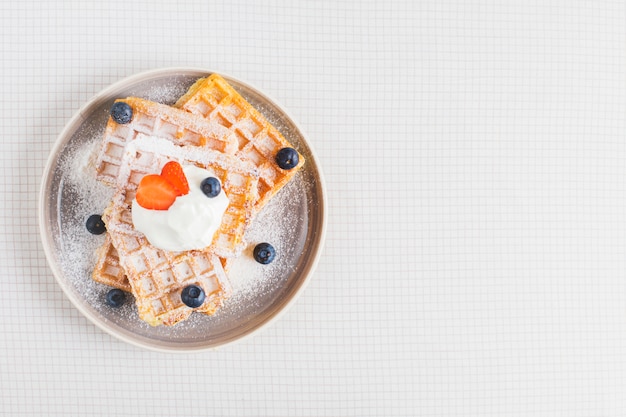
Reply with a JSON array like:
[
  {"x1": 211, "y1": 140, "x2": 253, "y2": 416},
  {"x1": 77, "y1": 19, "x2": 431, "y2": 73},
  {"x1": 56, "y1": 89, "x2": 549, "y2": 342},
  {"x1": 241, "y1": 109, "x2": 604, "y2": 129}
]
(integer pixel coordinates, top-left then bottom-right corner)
[
  {"x1": 225, "y1": 176, "x2": 305, "y2": 306},
  {"x1": 56, "y1": 137, "x2": 116, "y2": 305}
]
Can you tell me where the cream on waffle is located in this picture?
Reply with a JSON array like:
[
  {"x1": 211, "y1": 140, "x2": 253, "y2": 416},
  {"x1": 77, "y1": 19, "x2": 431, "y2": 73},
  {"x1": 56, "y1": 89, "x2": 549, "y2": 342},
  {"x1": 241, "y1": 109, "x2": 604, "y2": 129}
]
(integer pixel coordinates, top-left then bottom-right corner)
[
  {"x1": 103, "y1": 190, "x2": 232, "y2": 326},
  {"x1": 175, "y1": 73, "x2": 305, "y2": 210},
  {"x1": 95, "y1": 96, "x2": 239, "y2": 186},
  {"x1": 111, "y1": 135, "x2": 259, "y2": 257}
]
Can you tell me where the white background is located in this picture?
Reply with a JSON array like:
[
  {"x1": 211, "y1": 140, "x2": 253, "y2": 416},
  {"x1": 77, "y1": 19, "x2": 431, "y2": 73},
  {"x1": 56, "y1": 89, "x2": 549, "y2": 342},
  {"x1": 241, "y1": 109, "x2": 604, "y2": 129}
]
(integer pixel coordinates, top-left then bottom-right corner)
[{"x1": 2, "y1": 1, "x2": 626, "y2": 415}]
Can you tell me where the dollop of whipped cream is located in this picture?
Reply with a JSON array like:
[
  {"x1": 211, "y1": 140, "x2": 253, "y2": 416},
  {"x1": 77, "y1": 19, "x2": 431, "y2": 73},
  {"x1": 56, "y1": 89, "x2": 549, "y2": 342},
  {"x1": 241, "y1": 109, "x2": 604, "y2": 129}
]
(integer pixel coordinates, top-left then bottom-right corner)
[{"x1": 132, "y1": 165, "x2": 229, "y2": 252}]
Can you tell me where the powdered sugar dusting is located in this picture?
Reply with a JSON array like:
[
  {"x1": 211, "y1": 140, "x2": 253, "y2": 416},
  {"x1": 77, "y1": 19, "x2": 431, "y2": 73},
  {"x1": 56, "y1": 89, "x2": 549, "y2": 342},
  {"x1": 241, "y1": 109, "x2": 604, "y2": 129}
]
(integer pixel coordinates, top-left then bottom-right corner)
[
  {"x1": 132, "y1": 79, "x2": 190, "y2": 106},
  {"x1": 56, "y1": 136, "x2": 118, "y2": 307},
  {"x1": 63, "y1": 139, "x2": 114, "y2": 209},
  {"x1": 227, "y1": 177, "x2": 305, "y2": 301}
]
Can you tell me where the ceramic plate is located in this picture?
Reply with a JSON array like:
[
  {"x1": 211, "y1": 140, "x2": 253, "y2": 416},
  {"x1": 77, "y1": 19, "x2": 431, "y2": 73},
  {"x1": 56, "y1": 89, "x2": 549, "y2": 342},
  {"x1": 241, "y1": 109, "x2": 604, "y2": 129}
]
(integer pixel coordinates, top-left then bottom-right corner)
[{"x1": 39, "y1": 68, "x2": 326, "y2": 352}]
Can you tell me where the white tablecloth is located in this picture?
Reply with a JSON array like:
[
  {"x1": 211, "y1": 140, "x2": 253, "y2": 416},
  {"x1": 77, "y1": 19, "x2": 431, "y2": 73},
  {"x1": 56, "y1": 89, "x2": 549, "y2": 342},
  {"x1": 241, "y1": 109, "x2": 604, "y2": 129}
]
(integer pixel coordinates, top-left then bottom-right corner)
[{"x1": 3, "y1": 1, "x2": 626, "y2": 415}]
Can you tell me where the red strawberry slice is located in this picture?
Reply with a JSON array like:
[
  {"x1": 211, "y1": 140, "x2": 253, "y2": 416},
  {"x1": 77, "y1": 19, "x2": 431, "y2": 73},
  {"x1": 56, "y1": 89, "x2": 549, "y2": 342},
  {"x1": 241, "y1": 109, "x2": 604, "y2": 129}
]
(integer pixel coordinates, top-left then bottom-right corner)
[
  {"x1": 160, "y1": 161, "x2": 189, "y2": 196},
  {"x1": 135, "y1": 175, "x2": 179, "y2": 210}
]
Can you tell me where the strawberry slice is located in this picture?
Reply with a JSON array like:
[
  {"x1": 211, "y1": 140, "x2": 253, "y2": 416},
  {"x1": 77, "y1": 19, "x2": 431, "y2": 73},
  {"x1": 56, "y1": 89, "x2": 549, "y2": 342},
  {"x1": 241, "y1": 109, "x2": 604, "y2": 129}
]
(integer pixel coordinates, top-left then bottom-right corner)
[
  {"x1": 135, "y1": 175, "x2": 179, "y2": 210},
  {"x1": 160, "y1": 161, "x2": 189, "y2": 196}
]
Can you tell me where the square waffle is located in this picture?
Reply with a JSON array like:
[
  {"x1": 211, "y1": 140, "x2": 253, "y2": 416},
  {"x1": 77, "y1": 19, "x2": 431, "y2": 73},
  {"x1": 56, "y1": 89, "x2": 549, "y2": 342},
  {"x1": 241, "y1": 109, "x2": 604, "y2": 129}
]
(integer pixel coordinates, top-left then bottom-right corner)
[
  {"x1": 175, "y1": 73, "x2": 305, "y2": 210},
  {"x1": 103, "y1": 191, "x2": 232, "y2": 326},
  {"x1": 95, "y1": 96, "x2": 239, "y2": 186}
]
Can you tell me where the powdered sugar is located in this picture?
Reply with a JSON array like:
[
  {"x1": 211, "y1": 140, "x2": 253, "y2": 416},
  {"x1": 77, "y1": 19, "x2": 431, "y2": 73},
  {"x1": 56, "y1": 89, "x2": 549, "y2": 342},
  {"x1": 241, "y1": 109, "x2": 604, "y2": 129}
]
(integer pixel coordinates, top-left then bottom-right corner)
[
  {"x1": 139, "y1": 79, "x2": 190, "y2": 106},
  {"x1": 56, "y1": 136, "x2": 117, "y2": 307},
  {"x1": 62, "y1": 138, "x2": 114, "y2": 210},
  {"x1": 227, "y1": 176, "x2": 305, "y2": 301}
]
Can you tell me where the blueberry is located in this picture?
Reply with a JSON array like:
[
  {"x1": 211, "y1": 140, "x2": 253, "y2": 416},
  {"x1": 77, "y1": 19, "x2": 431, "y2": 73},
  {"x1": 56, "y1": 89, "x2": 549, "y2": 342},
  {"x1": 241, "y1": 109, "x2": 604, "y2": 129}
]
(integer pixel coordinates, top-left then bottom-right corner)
[
  {"x1": 253, "y1": 242, "x2": 276, "y2": 264},
  {"x1": 181, "y1": 285, "x2": 206, "y2": 308},
  {"x1": 105, "y1": 289, "x2": 126, "y2": 308},
  {"x1": 110, "y1": 101, "x2": 133, "y2": 124},
  {"x1": 275, "y1": 147, "x2": 299, "y2": 170},
  {"x1": 200, "y1": 177, "x2": 221, "y2": 198},
  {"x1": 86, "y1": 214, "x2": 106, "y2": 235}
]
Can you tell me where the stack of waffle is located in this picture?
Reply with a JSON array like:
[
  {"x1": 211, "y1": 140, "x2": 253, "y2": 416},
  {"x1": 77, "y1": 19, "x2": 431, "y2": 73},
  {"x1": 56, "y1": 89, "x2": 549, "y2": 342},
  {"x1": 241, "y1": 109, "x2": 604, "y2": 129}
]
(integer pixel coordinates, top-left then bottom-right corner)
[{"x1": 91, "y1": 74, "x2": 304, "y2": 326}]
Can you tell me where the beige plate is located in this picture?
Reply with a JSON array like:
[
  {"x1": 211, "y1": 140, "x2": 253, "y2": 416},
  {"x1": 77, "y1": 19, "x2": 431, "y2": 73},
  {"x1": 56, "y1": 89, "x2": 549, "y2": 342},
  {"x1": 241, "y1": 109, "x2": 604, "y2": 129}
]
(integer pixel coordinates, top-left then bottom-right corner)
[{"x1": 39, "y1": 68, "x2": 327, "y2": 352}]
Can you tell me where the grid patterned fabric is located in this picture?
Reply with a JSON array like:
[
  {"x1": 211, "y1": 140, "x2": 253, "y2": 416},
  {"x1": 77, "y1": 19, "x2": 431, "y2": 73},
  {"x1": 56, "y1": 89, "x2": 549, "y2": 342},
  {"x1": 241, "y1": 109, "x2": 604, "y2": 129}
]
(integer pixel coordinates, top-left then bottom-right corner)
[{"x1": 3, "y1": 1, "x2": 626, "y2": 416}]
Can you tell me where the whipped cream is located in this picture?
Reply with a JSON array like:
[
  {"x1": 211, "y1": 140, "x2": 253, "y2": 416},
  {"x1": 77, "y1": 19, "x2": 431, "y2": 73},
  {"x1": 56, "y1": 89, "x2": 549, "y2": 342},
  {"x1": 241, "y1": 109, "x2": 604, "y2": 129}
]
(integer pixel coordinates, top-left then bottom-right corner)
[{"x1": 132, "y1": 165, "x2": 229, "y2": 252}]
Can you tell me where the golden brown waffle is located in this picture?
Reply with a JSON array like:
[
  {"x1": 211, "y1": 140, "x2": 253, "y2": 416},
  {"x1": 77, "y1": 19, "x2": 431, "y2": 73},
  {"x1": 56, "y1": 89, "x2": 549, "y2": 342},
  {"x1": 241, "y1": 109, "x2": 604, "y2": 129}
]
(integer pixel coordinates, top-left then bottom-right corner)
[
  {"x1": 103, "y1": 191, "x2": 231, "y2": 326},
  {"x1": 175, "y1": 73, "x2": 305, "y2": 210},
  {"x1": 95, "y1": 96, "x2": 239, "y2": 186}
]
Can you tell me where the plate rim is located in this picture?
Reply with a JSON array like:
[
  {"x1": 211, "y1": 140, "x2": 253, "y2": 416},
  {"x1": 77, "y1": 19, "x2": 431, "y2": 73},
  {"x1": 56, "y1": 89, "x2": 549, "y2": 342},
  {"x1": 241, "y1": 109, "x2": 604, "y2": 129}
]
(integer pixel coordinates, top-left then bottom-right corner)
[{"x1": 38, "y1": 67, "x2": 328, "y2": 352}]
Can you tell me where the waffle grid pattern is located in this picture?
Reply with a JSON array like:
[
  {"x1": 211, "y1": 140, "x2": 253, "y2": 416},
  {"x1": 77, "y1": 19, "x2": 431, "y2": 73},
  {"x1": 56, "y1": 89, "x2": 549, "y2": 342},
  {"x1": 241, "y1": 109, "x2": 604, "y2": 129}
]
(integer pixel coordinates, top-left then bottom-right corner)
[
  {"x1": 103, "y1": 191, "x2": 231, "y2": 326},
  {"x1": 96, "y1": 97, "x2": 238, "y2": 186},
  {"x1": 176, "y1": 74, "x2": 305, "y2": 209}
]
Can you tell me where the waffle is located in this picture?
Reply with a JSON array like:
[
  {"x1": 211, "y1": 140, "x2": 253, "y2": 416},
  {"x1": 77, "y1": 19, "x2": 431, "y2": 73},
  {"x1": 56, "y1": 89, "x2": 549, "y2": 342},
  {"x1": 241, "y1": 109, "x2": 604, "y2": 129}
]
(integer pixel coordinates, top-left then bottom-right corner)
[
  {"x1": 94, "y1": 96, "x2": 239, "y2": 186},
  {"x1": 103, "y1": 190, "x2": 232, "y2": 326},
  {"x1": 175, "y1": 73, "x2": 305, "y2": 210}
]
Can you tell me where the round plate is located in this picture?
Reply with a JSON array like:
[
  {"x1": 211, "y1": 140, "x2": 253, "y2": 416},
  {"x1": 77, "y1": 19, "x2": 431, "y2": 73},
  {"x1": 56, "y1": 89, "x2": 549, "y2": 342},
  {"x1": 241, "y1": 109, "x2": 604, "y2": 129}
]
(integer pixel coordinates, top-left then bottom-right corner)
[{"x1": 39, "y1": 68, "x2": 327, "y2": 352}]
